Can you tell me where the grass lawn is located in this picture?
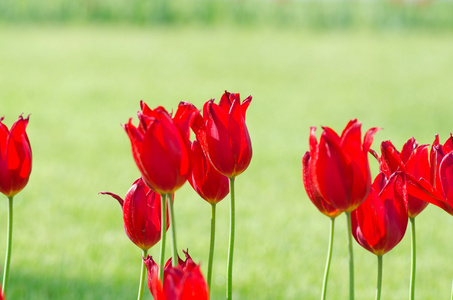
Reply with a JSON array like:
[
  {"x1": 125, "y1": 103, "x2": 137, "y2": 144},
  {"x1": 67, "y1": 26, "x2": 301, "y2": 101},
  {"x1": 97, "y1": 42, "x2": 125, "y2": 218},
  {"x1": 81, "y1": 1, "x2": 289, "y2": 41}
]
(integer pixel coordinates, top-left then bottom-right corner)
[{"x1": 1, "y1": 24, "x2": 453, "y2": 299}]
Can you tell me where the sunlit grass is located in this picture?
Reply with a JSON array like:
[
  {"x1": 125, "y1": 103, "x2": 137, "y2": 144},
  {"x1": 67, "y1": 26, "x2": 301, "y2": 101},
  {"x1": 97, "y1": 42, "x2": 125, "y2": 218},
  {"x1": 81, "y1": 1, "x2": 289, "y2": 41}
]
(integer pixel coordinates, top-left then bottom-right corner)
[{"x1": 1, "y1": 25, "x2": 453, "y2": 299}]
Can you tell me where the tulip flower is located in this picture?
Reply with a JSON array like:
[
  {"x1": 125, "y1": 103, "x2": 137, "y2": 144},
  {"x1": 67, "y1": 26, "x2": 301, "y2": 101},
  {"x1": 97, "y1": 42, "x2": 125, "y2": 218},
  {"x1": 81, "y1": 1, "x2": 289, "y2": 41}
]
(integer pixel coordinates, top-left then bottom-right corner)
[
  {"x1": 310, "y1": 120, "x2": 379, "y2": 212},
  {"x1": 308, "y1": 119, "x2": 379, "y2": 300},
  {"x1": 379, "y1": 138, "x2": 429, "y2": 217},
  {"x1": 144, "y1": 250, "x2": 209, "y2": 300},
  {"x1": 100, "y1": 178, "x2": 169, "y2": 251},
  {"x1": 404, "y1": 134, "x2": 453, "y2": 214},
  {"x1": 188, "y1": 140, "x2": 229, "y2": 293},
  {"x1": 302, "y1": 139, "x2": 341, "y2": 300},
  {"x1": 378, "y1": 138, "x2": 430, "y2": 300},
  {"x1": 0, "y1": 115, "x2": 32, "y2": 297},
  {"x1": 352, "y1": 172, "x2": 408, "y2": 300},
  {"x1": 124, "y1": 101, "x2": 199, "y2": 279},
  {"x1": 0, "y1": 115, "x2": 32, "y2": 197},
  {"x1": 100, "y1": 178, "x2": 169, "y2": 300},
  {"x1": 188, "y1": 140, "x2": 230, "y2": 205},
  {"x1": 123, "y1": 101, "x2": 198, "y2": 195},
  {"x1": 191, "y1": 91, "x2": 253, "y2": 300},
  {"x1": 191, "y1": 91, "x2": 252, "y2": 179},
  {"x1": 352, "y1": 172, "x2": 408, "y2": 255}
]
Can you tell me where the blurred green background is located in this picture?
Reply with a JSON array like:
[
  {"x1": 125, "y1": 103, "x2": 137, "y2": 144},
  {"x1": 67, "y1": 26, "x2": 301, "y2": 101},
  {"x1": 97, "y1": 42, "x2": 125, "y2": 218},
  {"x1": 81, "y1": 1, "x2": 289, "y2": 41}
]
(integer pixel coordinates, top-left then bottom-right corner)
[{"x1": 1, "y1": 0, "x2": 453, "y2": 299}]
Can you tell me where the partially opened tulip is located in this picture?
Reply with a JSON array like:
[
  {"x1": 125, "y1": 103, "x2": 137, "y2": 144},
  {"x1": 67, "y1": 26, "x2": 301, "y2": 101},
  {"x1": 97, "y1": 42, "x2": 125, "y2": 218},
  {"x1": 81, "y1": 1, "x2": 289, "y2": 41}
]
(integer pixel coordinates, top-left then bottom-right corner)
[
  {"x1": 302, "y1": 136, "x2": 341, "y2": 300},
  {"x1": 0, "y1": 115, "x2": 32, "y2": 198},
  {"x1": 378, "y1": 138, "x2": 430, "y2": 300},
  {"x1": 144, "y1": 250, "x2": 209, "y2": 300},
  {"x1": 100, "y1": 178, "x2": 169, "y2": 300},
  {"x1": 188, "y1": 140, "x2": 229, "y2": 293},
  {"x1": 0, "y1": 115, "x2": 32, "y2": 297},
  {"x1": 352, "y1": 172, "x2": 408, "y2": 300},
  {"x1": 189, "y1": 140, "x2": 229, "y2": 205},
  {"x1": 192, "y1": 91, "x2": 252, "y2": 179},
  {"x1": 379, "y1": 138, "x2": 429, "y2": 217},
  {"x1": 123, "y1": 101, "x2": 198, "y2": 195},
  {"x1": 308, "y1": 119, "x2": 379, "y2": 300},
  {"x1": 404, "y1": 134, "x2": 453, "y2": 215},
  {"x1": 124, "y1": 101, "x2": 199, "y2": 279},
  {"x1": 191, "y1": 91, "x2": 253, "y2": 300},
  {"x1": 100, "y1": 178, "x2": 169, "y2": 251}
]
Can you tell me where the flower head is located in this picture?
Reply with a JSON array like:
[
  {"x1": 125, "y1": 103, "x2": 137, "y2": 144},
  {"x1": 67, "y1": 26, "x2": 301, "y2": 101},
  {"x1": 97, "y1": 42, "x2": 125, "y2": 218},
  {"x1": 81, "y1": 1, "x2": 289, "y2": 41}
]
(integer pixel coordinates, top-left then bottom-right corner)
[
  {"x1": 144, "y1": 250, "x2": 209, "y2": 300},
  {"x1": 405, "y1": 134, "x2": 453, "y2": 215},
  {"x1": 100, "y1": 178, "x2": 169, "y2": 251},
  {"x1": 379, "y1": 138, "x2": 430, "y2": 217},
  {"x1": 352, "y1": 172, "x2": 408, "y2": 256},
  {"x1": 123, "y1": 101, "x2": 199, "y2": 194},
  {"x1": 192, "y1": 91, "x2": 252, "y2": 178},
  {"x1": 307, "y1": 120, "x2": 379, "y2": 212},
  {"x1": 188, "y1": 140, "x2": 229, "y2": 204},
  {"x1": 0, "y1": 115, "x2": 32, "y2": 197}
]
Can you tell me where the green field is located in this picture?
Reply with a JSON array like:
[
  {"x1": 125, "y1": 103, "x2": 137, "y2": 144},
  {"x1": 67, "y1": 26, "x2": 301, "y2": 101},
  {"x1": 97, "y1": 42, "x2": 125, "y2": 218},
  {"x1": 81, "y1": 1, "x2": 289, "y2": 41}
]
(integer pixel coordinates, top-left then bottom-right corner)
[{"x1": 1, "y1": 14, "x2": 453, "y2": 300}]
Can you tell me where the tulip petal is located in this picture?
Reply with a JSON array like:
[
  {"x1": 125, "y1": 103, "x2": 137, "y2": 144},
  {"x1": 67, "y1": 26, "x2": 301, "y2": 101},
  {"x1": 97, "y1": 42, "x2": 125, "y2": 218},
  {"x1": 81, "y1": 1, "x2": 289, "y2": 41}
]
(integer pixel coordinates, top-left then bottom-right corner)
[
  {"x1": 302, "y1": 151, "x2": 341, "y2": 218},
  {"x1": 400, "y1": 137, "x2": 418, "y2": 164},
  {"x1": 316, "y1": 128, "x2": 351, "y2": 211},
  {"x1": 380, "y1": 141, "x2": 405, "y2": 175},
  {"x1": 228, "y1": 98, "x2": 252, "y2": 177},
  {"x1": 141, "y1": 112, "x2": 189, "y2": 193},
  {"x1": 406, "y1": 175, "x2": 453, "y2": 215},
  {"x1": 439, "y1": 152, "x2": 453, "y2": 207},
  {"x1": 205, "y1": 100, "x2": 235, "y2": 176}
]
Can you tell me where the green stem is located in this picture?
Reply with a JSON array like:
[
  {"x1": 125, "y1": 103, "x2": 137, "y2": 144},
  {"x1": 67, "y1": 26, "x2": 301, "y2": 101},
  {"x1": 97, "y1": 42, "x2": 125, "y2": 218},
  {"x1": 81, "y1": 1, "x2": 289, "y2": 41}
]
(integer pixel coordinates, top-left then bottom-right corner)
[
  {"x1": 450, "y1": 277, "x2": 453, "y2": 300},
  {"x1": 168, "y1": 193, "x2": 178, "y2": 267},
  {"x1": 226, "y1": 177, "x2": 236, "y2": 300},
  {"x1": 376, "y1": 255, "x2": 383, "y2": 300},
  {"x1": 346, "y1": 212, "x2": 355, "y2": 300},
  {"x1": 159, "y1": 193, "x2": 167, "y2": 280},
  {"x1": 409, "y1": 217, "x2": 416, "y2": 300},
  {"x1": 2, "y1": 196, "x2": 13, "y2": 297},
  {"x1": 207, "y1": 203, "x2": 217, "y2": 295},
  {"x1": 137, "y1": 249, "x2": 148, "y2": 300},
  {"x1": 321, "y1": 217, "x2": 335, "y2": 300}
]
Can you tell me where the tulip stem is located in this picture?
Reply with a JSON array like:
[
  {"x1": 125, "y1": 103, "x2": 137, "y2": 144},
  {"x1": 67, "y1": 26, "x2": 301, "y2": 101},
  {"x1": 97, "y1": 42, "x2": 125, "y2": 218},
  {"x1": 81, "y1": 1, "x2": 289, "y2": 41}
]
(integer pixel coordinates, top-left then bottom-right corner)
[
  {"x1": 409, "y1": 217, "x2": 416, "y2": 300},
  {"x1": 207, "y1": 203, "x2": 217, "y2": 295},
  {"x1": 321, "y1": 217, "x2": 335, "y2": 300},
  {"x1": 168, "y1": 193, "x2": 178, "y2": 267},
  {"x1": 2, "y1": 196, "x2": 13, "y2": 297},
  {"x1": 346, "y1": 212, "x2": 355, "y2": 300},
  {"x1": 376, "y1": 255, "x2": 383, "y2": 300},
  {"x1": 159, "y1": 193, "x2": 167, "y2": 280},
  {"x1": 137, "y1": 249, "x2": 148, "y2": 300},
  {"x1": 450, "y1": 277, "x2": 453, "y2": 300},
  {"x1": 227, "y1": 177, "x2": 236, "y2": 300}
]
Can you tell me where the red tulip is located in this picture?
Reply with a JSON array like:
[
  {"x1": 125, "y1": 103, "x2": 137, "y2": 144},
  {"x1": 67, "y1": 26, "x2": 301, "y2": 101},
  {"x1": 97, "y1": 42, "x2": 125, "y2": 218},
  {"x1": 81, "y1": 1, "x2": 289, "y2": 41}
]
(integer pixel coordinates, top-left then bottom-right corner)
[
  {"x1": 406, "y1": 134, "x2": 453, "y2": 215},
  {"x1": 0, "y1": 115, "x2": 32, "y2": 197},
  {"x1": 100, "y1": 178, "x2": 169, "y2": 251},
  {"x1": 144, "y1": 250, "x2": 209, "y2": 300},
  {"x1": 379, "y1": 138, "x2": 429, "y2": 217},
  {"x1": 123, "y1": 101, "x2": 199, "y2": 194},
  {"x1": 188, "y1": 140, "x2": 229, "y2": 204},
  {"x1": 352, "y1": 172, "x2": 408, "y2": 256},
  {"x1": 308, "y1": 120, "x2": 380, "y2": 212},
  {"x1": 192, "y1": 91, "x2": 252, "y2": 178},
  {"x1": 302, "y1": 145, "x2": 341, "y2": 218}
]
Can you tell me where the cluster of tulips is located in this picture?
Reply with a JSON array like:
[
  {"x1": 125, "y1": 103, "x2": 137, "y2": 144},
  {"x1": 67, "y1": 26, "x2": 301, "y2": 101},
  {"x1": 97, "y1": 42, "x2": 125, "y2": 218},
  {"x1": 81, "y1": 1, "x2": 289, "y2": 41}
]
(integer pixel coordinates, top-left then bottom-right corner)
[
  {"x1": 302, "y1": 119, "x2": 453, "y2": 300},
  {"x1": 2, "y1": 100, "x2": 453, "y2": 300},
  {"x1": 0, "y1": 91, "x2": 253, "y2": 300},
  {"x1": 100, "y1": 91, "x2": 253, "y2": 300}
]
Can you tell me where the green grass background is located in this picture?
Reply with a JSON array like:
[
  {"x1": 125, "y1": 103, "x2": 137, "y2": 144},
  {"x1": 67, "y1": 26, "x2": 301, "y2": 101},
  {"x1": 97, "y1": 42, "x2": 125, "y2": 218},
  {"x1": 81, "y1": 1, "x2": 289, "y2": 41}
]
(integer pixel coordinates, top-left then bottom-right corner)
[{"x1": 1, "y1": 1, "x2": 453, "y2": 299}]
